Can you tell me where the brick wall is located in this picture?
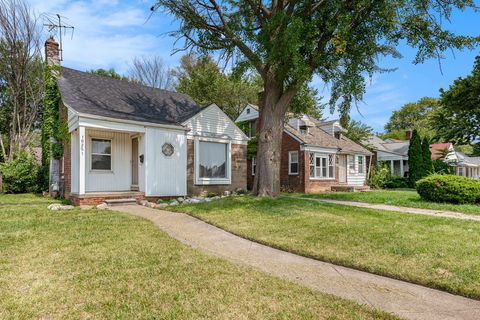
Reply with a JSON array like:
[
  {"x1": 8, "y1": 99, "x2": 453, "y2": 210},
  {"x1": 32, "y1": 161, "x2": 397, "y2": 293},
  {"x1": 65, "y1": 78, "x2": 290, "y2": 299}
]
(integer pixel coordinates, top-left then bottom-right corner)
[
  {"x1": 187, "y1": 139, "x2": 247, "y2": 195},
  {"x1": 280, "y1": 132, "x2": 305, "y2": 192},
  {"x1": 304, "y1": 153, "x2": 341, "y2": 193}
]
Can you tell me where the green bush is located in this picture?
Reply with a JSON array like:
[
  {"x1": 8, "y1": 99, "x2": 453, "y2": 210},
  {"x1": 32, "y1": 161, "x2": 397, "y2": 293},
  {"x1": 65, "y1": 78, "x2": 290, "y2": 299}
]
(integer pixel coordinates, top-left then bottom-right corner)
[
  {"x1": 385, "y1": 176, "x2": 409, "y2": 189},
  {"x1": 416, "y1": 174, "x2": 480, "y2": 204},
  {"x1": 367, "y1": 164, "x2": 390, "y2": 189},
  {"x1": 0, "y1": 152, "x2": 39, "y2": 193},
  {"x1": 432, "y1": 159, "x2": 454, "y2": 174}
]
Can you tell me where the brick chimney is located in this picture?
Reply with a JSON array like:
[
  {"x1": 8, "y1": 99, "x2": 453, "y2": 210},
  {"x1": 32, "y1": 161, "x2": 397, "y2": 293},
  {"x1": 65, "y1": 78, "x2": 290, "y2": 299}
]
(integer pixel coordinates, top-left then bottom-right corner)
[
  {"x1": 45, "y1": 37, "x2": 60, "y2": 65},
  {"x1": 405, "y1": 128, "x2": 412, "y2": 140}
]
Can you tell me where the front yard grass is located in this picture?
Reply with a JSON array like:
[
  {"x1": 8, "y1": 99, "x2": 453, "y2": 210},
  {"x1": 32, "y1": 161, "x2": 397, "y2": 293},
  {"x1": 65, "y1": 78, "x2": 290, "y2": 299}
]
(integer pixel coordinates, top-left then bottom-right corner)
[
  {"x1": 291, "y1": 190, "x2": 480, "y2": 215},
  {"x1": 0, "y1": 194, "x2": 394, "y2": 319},
  {"x1": 170, "y1": 196, "x2": 480, "y2": 299}
]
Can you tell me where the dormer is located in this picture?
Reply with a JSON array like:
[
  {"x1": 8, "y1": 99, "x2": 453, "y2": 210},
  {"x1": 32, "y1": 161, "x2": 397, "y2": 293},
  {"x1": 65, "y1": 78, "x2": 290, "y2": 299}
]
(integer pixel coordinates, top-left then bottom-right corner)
[
  {"x1": 288, "y1": 115, "x2": 314, "y2": 135},
  {"x1": 318, "y1": 120, "x2": 346, "y2": 138}
]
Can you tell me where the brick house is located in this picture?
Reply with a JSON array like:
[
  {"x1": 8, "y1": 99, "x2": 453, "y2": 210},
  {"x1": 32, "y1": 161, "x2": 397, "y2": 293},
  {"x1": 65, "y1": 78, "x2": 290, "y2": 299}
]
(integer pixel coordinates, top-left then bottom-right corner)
[
  {"x1": 45, "y1": 38, "x2": 248, "y2": 205},
  {"x1": 236, "y1": 105, "x2": 372, "y2": 192}
]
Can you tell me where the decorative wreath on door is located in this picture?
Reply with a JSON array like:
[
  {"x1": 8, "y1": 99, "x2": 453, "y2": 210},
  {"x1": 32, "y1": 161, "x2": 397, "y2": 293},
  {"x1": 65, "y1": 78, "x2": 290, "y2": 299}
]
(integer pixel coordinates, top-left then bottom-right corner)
[{"x1": 162, "y1": 143, "x2": 174, "y2": 157}]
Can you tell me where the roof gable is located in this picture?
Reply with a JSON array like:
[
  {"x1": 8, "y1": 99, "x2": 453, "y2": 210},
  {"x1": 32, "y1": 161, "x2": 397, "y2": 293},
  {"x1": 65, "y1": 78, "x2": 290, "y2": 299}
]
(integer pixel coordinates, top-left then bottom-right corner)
[
  {"x1": 235, "y1": 103, "x2": 259, "y2": 122},
  {"x1": 57, "y1": 67, "x2": 202, "y2": 126},
  {"x1": 183, "y1": 104, "x2": 248, "y2": 142}
]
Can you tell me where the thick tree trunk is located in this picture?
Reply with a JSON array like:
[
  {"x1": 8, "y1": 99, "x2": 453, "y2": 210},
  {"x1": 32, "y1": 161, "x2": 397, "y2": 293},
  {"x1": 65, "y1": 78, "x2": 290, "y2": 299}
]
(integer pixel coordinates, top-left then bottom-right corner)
[{"x1": 252, "y1": 79, "x2": 297, "y2": 197}]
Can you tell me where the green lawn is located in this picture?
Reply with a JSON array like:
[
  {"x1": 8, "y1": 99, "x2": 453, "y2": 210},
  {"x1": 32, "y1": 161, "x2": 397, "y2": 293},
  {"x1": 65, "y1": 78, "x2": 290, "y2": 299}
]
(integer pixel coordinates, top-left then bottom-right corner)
[
  {"x1": 170, "y1": 196, "x2": 480, "y2": 299},
  {"x1": 291, "y1": 190, "x2": 480, "y2": 215},
  {"x1": 0, "y1": 194, "x2": 394, "y2": 319}
]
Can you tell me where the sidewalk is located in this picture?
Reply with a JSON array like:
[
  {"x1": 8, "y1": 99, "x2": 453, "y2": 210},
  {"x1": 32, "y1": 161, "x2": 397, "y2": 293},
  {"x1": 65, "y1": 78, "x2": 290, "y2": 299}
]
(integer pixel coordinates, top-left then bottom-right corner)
[
  {"x1": 113, "y1": 205, "x2": 480, "y2": 320},
  {"x1": 289, "y1": 196, "x2": 480, "y2": 221}
]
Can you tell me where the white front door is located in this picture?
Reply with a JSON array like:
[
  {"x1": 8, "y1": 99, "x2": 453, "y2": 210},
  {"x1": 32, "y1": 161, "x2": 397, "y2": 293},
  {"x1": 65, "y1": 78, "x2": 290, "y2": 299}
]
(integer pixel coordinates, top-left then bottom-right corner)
[{"x1": 131, "y1": 137, "x2": 139, "y2": 190}]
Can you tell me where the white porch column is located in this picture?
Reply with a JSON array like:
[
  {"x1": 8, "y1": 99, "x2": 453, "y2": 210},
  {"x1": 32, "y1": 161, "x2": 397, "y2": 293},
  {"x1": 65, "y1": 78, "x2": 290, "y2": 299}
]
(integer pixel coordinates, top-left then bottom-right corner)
[
  {"x1": 390, "y1": 160, "x2": 394, "y2": 176},
  {"x1": 79, "y1": 126, "x2": 86, "y2": 195},
  {"x1": 400, "y1": 160, "x2": 404, "y2": 177}
]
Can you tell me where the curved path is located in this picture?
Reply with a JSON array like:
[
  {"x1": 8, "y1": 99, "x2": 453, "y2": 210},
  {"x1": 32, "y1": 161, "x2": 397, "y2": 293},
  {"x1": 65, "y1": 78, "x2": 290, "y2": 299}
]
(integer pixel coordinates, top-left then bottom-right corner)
[
  {"x1": 288, "y1": 196, "x2": 480, "y2": 221},
  {"x1": 113, "y1": 205, "x2": 480, "y2": 320}
]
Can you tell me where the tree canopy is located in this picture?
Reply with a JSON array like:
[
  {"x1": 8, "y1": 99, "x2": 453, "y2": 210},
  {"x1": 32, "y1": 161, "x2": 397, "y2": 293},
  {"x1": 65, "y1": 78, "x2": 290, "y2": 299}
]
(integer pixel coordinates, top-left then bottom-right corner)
[
  {"x1": 88, "y1": 68, "x2": 128, "y2": 81},
  {"x1": 384, "y1": 97, "x2": 438, "y2": 140},
  {"x1": 432, "y1": 55, "x2": 480, "y2": 144},
  {"x1": 344, "y1": 119, "x2": 373, "y2": 144}
]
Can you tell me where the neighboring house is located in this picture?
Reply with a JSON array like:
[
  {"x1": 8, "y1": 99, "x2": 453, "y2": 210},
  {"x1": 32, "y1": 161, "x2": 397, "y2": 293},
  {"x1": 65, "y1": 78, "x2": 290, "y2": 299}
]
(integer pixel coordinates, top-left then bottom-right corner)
[
  {"x1": 236, "y1": 107, "x2": 371, "y2": 192},
  {"x1": 430, "y1": 143, "x2": 480, "y2": 179},
  {"x1": 45, "y1": 38, "x2": 248, "y2": 205},
  {"x1": 363, "y1": 134, "x2": 410, "y2": 177},
  {"x1": 365, "y1": 135, "x2": 480, "y2": 179}
]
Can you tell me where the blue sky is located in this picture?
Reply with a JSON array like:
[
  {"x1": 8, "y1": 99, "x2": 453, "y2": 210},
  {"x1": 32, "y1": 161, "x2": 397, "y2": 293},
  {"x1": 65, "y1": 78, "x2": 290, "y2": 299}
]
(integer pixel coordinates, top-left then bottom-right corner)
[{"x1": 31, "y1": 0, "x2": 480, "y2": 132}]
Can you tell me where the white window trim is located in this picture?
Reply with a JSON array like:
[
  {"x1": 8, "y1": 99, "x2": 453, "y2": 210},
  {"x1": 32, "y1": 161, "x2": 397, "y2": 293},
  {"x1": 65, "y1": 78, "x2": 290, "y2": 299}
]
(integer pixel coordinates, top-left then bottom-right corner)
[
  {"x1": 348, "y1": 155, "x2": 356, "y2": 174},
  {"x1": 288, "y1": 151, "x2": 299, "y2": 175},
  {"x1": 251, "y1": 157, "x2": 256, "y2": 176},
  {"x1": 194, "y1": 137, "x2": 232, "y2": 185},
  {"x1": 309, "y1": 152, "x2": 336, "y2": 180},
  {"x1": 90, "y1": 137, "x2": 113, "y2": 173},
  {"x1": 357, "y1": 155, "x2": 365, "y2": 174}
]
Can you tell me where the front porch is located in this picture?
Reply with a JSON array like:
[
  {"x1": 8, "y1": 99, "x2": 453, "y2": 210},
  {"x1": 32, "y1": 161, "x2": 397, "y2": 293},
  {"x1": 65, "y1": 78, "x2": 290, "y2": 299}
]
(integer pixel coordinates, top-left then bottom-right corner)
[{"x1": 66, "y1": 124, "x2": 146, "y2": 203}]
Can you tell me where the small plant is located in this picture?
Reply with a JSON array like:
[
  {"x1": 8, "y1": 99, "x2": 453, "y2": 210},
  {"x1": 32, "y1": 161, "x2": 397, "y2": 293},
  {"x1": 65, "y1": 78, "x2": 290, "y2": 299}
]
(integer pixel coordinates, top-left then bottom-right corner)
[
  {"x1": 0, "y1": 152, "x2": 40, "y2": 193},
  {"x1": 367, "y1": 164, "x2": 390, "y2": 189},
  {"x1": 416, "y1": 174, "x2": 480, "y2": 204},
  {"x1": 207, "y1": 192, "x2": 219, "y2": 198}
]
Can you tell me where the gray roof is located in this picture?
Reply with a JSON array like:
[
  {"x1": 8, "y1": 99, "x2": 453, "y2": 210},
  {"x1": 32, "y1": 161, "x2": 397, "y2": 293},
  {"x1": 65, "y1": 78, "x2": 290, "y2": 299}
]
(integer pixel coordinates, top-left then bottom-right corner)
[
  {"x1": 363, "y1": 135, "x2": 409, "y2": 156},
  {"x1": 57, "y1": 67, "x2": 202, "y2": 125}
]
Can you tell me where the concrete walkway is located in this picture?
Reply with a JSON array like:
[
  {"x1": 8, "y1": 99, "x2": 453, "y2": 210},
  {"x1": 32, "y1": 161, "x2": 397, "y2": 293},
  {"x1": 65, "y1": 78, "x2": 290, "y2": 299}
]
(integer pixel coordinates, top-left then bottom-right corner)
[
  {"x1": 289, "y1": 196, "x2": 480, "y2": 221},
  {"x1": 113, "y1": 205, "x2": 480, "y2": 320}
]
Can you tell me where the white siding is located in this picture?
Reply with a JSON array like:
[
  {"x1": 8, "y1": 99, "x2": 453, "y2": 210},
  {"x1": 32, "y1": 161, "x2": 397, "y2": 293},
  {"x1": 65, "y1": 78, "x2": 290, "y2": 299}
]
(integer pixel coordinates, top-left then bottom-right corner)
[
  {"x1": 85, "y1": 129, "x2": 132, "y2": 192},
  {"x1": 70, "y1": 130, "x2": 79, "y2": 193},
  {"x1": 144, "y1": 127, "x2": 187, "y2": 196},
  {"x1": 184, "y1": 104, "x2": 248, "y2": 144},
  {"x1": 347, "y1": 154, "x2": 367, "y2": 186},
  {"x1": 235, "y1": 104, "x2": 259, "y2": 122}
]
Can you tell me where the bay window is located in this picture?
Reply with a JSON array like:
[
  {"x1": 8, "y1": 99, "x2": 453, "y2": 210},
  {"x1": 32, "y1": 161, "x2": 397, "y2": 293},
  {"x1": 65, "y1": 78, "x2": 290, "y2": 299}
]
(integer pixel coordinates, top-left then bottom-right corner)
[
  {"x1": 309, "y1": 152, "x2": 335, "y2": 179},
  {"x1": 358, "y1": 155, "x2": 364, "y2": 174},
  {"x1": 195, "y1": 139, "x2": 231, "y2": 184}
]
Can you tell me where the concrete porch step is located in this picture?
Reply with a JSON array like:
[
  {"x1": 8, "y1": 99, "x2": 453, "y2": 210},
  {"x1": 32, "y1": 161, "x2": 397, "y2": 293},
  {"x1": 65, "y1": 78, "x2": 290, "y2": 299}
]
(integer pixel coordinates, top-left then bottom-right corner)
[
  {"x1": 105, "y1": 198, "x2": 138, "y2": 206},
  {"x1": 331, "y1": 185, "x2": 370, "y2": 192}
]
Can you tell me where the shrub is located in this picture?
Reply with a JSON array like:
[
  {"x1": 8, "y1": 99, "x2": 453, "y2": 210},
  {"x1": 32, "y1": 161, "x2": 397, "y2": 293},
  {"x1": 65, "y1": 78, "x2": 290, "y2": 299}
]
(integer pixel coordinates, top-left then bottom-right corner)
[
  {"x1": 367, "y1": 164, "x2": 390, "y2": 189},
  {"x1": 385, "y1": 176, "x2": 409, "y2": 189},
  {"x1": 0, "y1": 152, "x2": 39, "y2": 193},
  {"x1": 432, "y1": 159, "x2": 454, "y2": 174},
  {"x1": 416, "y1": 174, "x2": 480, "y2": 204}
]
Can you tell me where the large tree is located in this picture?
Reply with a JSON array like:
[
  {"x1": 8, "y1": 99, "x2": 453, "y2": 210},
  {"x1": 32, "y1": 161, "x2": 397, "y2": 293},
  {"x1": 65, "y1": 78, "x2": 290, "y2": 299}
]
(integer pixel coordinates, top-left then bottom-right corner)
[
  {"x1": 153, "y1": 0, "x2": 479, "y2": 196},
  {"x1": 432, "y1": 55, "x2": 480, "y2": 145},
  {"x1": 384, "y1": 97, "x2": 438, "y2": 140},
  {"x1": 344, "y1": 119, "x2": 373, "y2": 144}
]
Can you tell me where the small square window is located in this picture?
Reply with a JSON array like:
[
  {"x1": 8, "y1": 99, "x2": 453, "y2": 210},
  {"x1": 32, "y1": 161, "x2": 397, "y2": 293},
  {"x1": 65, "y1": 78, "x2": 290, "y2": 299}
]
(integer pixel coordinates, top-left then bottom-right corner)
[{"x1": 91, "y1": 139, "x2": 112, "y2": 171}]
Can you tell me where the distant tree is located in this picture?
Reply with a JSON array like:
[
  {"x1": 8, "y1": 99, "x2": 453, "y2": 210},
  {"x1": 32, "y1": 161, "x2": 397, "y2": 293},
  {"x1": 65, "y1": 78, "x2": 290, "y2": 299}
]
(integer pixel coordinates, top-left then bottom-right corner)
[
  {"x1": 344, "y1": 120, "x2": 373, "y2": 144},
  {"x1": 432, "y1": 56, "x2": 480, "y2": 144},
  {"x1": 421, "y1": 138, "x2": 433, "y2": 175},
  {"x1": 472, "y1": 143, "x2": 480, "y2": 157},
  {"x1": 378, "y1": 129, "x2": 406, "y2": 141},
  {"x1": 88, "y1": 68, "x2": 128, "y2": 81},
  {"x1": 173, "y1": 54, "x2": 260, "y2": 119},
  {"x1": 128, "y1": 56, "x2": 174, "y2": 90},
  {"x1": 0, "y1": 0, "x2": 43, "y2": 161},
  {"x1": 384, "y1": 97, "x2": 438, "y2": 140},
  {"x1": 408, "y1": 129, "x2": 423, "y2": 187}
]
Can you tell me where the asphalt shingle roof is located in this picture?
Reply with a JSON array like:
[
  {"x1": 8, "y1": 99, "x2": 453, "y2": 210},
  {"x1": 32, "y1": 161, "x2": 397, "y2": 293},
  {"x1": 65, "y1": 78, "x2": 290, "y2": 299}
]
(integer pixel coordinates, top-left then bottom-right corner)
[
  {"x1": 285, "y1": 124, "x2": 371, "y2": 155},
  {"x1": 57, "y1": 67, "x2": 202, "y2": 125}
]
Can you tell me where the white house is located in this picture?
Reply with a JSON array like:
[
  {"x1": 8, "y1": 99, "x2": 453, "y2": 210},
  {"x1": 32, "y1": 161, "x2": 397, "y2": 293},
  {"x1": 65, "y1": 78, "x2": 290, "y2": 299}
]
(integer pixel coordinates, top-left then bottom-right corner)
[{"x1": 46, "y1": 38, "x2": 248, "y2": 205}]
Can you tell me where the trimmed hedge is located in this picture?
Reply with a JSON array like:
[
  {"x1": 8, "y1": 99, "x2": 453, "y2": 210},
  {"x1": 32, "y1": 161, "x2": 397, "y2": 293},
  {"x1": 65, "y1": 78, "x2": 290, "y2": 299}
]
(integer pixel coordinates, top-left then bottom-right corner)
[{"x1": 416, "y1": 174, "x2": 480, "y2": 204}]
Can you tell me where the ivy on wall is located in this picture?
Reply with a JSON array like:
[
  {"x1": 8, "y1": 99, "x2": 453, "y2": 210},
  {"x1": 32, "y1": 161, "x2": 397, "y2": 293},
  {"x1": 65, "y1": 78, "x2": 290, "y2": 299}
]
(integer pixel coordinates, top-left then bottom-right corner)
[{"x1": 40, "y1": 64, "x2": 68, "y2": 190}]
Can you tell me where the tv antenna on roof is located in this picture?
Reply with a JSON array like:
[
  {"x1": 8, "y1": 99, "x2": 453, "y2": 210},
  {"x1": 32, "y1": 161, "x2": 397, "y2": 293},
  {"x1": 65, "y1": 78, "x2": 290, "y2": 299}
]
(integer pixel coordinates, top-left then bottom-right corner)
[{"x1": 43, "y1": 14, "x2": 74, "y2": 61}]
